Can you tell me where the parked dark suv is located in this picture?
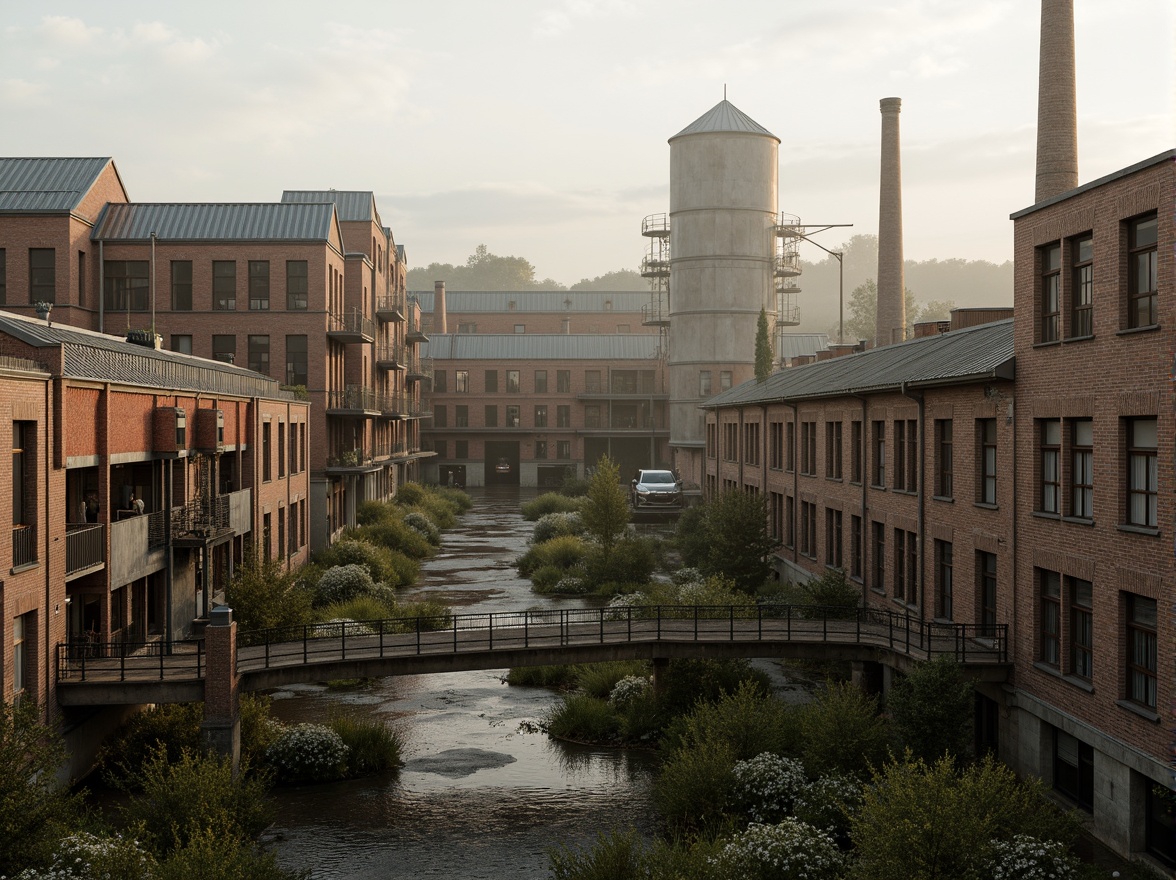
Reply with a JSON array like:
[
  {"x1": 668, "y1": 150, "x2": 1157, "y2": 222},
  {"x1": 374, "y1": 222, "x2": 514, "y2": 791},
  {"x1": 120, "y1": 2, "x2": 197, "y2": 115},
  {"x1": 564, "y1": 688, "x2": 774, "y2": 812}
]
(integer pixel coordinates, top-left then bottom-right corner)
[{"x1": 630, "y1": 469, "x2": 682, "y2": 508}]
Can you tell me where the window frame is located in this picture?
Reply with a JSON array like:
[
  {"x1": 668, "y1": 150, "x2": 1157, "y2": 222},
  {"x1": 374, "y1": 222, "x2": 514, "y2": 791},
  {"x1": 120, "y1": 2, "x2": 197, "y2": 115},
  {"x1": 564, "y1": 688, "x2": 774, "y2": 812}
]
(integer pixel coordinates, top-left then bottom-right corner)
[
  {"x1": 825, "y1": 421, "x2": 842, "y2": 480},
  {"x1": 286, "y1": 260, "x2": 308, "y2": 310},
  {"x1": 1040, "y1": 419, "x2": 1061, "y2": 514},
  {"x1": 1069, "y1": 234, "x2": 1092, "y2": 338},
  {"x1": 1125, "y1": 593, "x2": 1157, "y2": 710},
  {"x1": 29, "y1": 248, "x2": 55, "y2": 304},
  {"x1": 1040, "y1": 242, "x2": 1061, "y2": 342},
  {"x1": 978, "y1": 419, "x2": 997, "y2": 505},
  {"x1": 1126, "y1": 417, "x2": 1158, "y2": 528},
  {"x1": 935, "y1": 539, "x2": 953, "y2": 620},
  {"x1": 1127, "y1": 214, "x2": 1158, "y2": 329},
  {"x1": 171, "y1": 260, "x2": 193, "y2": 311},
  {"x1": 1039, "y1": 569, "x2": 1061, "y2": 667},
  {"x1": 934, "y1": 418, "x2": 953, "y2": 498},
  {"x1": 212, "y1": 260, "x2": 236, "y2": 310},
  {"x1": 1068, "y1": 576, "x2": 1093, "y2": 680},
  {"x1": 1070, "y1": 419, "x2": 1093, "y2": 518}
]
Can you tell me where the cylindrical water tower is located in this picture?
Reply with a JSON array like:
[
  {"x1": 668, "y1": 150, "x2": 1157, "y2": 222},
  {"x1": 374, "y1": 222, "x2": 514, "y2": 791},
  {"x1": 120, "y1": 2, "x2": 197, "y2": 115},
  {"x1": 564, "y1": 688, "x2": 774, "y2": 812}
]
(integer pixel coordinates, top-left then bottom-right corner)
[{"x1": 667, "y1": 100, "x2": 779, "y2": 483}]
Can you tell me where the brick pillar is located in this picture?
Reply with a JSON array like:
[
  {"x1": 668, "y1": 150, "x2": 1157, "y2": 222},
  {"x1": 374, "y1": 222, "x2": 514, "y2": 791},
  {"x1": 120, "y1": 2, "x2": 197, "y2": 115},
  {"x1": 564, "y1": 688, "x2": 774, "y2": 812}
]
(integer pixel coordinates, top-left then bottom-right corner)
[
  {"x1": 876, "y1": 97, "x2": 906, "y2": 347},
  {"x1": 201, "y1": 606, "x2": 240, "y2": 774},
  {"x1": 1035, "y1": 0, "x2": 1078, "y2": 202}
]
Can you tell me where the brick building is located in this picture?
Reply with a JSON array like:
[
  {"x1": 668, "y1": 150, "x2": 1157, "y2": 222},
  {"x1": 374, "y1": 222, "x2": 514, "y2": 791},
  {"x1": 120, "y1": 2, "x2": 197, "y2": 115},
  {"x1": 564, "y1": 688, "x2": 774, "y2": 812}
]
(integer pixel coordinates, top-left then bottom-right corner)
[
  {"x1": 702, "y1": 149, "x2": 1175, "y2": 866},
  {"x1": 0, "y1": 310, "x2": 309, "y2": 732},
  {"x1": 0, "y1": 161, "x2": 429, "y2": 552}
]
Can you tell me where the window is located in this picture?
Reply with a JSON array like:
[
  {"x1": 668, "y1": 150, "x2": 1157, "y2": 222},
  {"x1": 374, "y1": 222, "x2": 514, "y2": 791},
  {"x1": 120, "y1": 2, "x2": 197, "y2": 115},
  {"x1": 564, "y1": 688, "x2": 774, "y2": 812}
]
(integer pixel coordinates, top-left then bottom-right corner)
[
  {"x1": 535, "y1": 370, "x2": 547, "y2": 393},
  {"x1": 1040, "y1": 419, "x2": 1061, "y2": 514},
  {"x1": 800, "y1": 422, "x2": 816, "y2": 475},
  {"x1": 287, "y1": 507, "x2": 297, "y2": 556},
  {"x1": 720, "y1": 371, "x2": 732, "y2": 391},
  {"x1": 1070, "y1": 419, "x2": 1093, "y2": 518},
  {"x1": 935, "y1": 540, "x2": 953, "y2": 619},
  {"x1": 262, "y1": 422, "x2": 272, "y2": 482},
  {"x1": 455, "y1": 441, "x2": 468, "y2": 459},
  {"x1": 557, "y1": 370, "x2": 571, "y2": 393},
  {"x1": 0, "y1": 247, "x2": 6, "y2": 303},
  {"x1": 535, "y1": 405, "x2": 548, "y2": 428},
  {"x1": 432, "y1": 405, "x2": 447, "y2": 428},
  {"x1": 1039, "y1": 569, "x2": 1060, "y2": 666},
  {"x1": 432, "y1": 370, "x2": 447, "y2": 393},
  {"x1": 769, "y1": 423, "x2": 784, "y2": 470},
  {"x1": 213, "y1": 261, "x2": 236, "y2": 310},
  {"x1": 29, "y1": 248, "x2": 55, "y2": 303},
  {"x1": 786, "y1": 422, "x2": 795, "y2": 472},
  {"x1": 850, "y1": 420, "x2": 863, "y2": 483},
  {"x1": 978, "y1": 419, "x2": 997, "y2": 504},
  {"x1": 284, "y1": 335, "x2": 307, "y2": 387},
  {"x1": 103, "y1": 260, "x2": 149, "y2": 311},
  {"x1": 978, "y1": 551, "x2": 998, "y2": 636},
  {"x1": 825, "y1": 509, "x2": 843, "y2": 568},
  {"x1": 722, "y1": 423, "x2": 738, "y2": 462},
  {"x1": 557, "y1": 406, "x2": 570, "y2": 428},
  {"x1": 934, "y1": 419, "x2": 953, "y2": 497},
  {"x1": 1070, "y1": 235, "x2": 1092, "y2": 337},
  {"x1": 77, "y1": 250, "x2": 85, "y2": 306},
  {"x1": 455, "y1": 370, "x2": 469, "y2": 393},
  {"x1": 585, "y1": 405, "x2": 601, "y2": 428},
  {"x1": 894, "y1": 420, "x2": 917, "y2": 491},
  {"x1": 1126, "y1": 417, "x2": 1157, "y2": 527},
  {"x1": 1126, "y1": 594, "x2": 1157, "y2": 709},
  {"x1": 171, "y1": 260, "x2": 192, "y2": 310},
  {"x1": 825, "y1": 421, "x2": 842, "y2": 479},
  {"x1": 871, "y1": 421, "x2": 886, "y2": 487},
  {"x1": 699, "y1": 371, "x2": 712, "y2": 397},
  {"x1": 248, "y1": 261, "x2": 270, "y2": 310},
  {"x1": 535, "y1": 440, "x2": 547, "y2": 459},
  {"x1": 289, "y1": 424, "x2": 298, "y2": 474},
  {"x1": 506, "y1": 406, "x2": 520, "y2": 428},
  {"x1": 850, "y1": 515, "x2": 862, "y2": 579},
  {"x1": 1127, "y1": 214, "x2": 1158, "y2": 328},
  {"x1": 1040, "y1": 242, "x2": 1060, "y2": 342},
  {"x1": 770, "y1": 492, "x2": 784, "y2": 543},
  {"x1": 455, "y1": 405, "x2": 468, "y2": 428},
  {"x1": 262, "y1": 512, "x2": 272, "y2": 560},
  {"x1": 1069, "y1": 577, "x2": 1092, "y2": 680},
  {"x1": 506, "y1": 370, "x2": 520, "y2": 393},
  {"x1": 286, "y1": 260, "x2": 308, "y2": 310},
  {"x1": 871, "y1": 522, "x2": 885, "y2": 592},
  {"x1": 556, "y1": 440, "x2": 571, "y2": 460},
  {"x1": 247, "y1": 335, "x2": 269, "y2": 376},
  {"x1": 799, "y1": 501, "x2": 816, "y2": 557},
  {"x1": 514, "y1": 324, "x2": 525, "y2": 334},
  {"x1": 1053, "y1": 729, "x2": 1093, "y2": 811},
  {"x1": 13, "y1": 612, "x2": 31, "y2": 700},
  {"x1": 457, "y1": 321, "x2": 477, "y2": 334},
  {"x1": 432, "y1": 440, "x2": 447, "y2": 459},
  {"x1": 894, "y1": 529, "x2": 916, "y2": 603},
  {"x1": 707, "y1": 422, "x2": 717, "y2": 458},
  {"x1": 278, "y1": 424, "x2": 286, "y2": 478},
  {"x1": 485, "y1": 405, "x2": 498, "y2": 428},
  {"x1": 743, "y1": 422, "x2": 760, "y2": 465},
  {"x1": 12, "y1": 421, "x2": 35, "y2": 567},
  {"x1": 785, "y1": 496, "x2": 795, "y2": 547},
  {"x1": 485, "y1": 370, "x2": 498, "y2": 392},
  {"x1": 212, "y1": 335, "x2": 235, "y2": 364},
  {"x1": 171, "y1": 335, "x2": 192, "y2": 355}
]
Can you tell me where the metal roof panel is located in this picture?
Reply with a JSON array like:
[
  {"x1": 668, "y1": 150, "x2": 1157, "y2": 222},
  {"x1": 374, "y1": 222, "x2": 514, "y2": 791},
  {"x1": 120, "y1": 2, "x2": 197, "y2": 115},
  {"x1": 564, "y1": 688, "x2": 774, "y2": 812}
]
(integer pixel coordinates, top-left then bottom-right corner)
[{"x1": 0, "y1": 157, "x2": 114, "y2": 212}]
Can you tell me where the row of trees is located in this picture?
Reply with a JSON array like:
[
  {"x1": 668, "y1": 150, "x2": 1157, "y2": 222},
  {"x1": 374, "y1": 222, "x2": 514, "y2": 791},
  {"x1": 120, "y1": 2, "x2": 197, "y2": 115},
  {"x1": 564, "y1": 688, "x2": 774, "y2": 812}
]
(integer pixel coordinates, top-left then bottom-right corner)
[{"x1": 406, "y1": 244, "x2": 648, "y2": 292}]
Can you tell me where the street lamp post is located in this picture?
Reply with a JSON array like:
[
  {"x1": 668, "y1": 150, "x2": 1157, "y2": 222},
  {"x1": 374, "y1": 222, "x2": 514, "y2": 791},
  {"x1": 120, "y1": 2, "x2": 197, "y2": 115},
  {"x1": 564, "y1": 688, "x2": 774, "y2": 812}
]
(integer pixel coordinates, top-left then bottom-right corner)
[{"x1": 775, "y1": 222, "x2": 852, "y2": 344}]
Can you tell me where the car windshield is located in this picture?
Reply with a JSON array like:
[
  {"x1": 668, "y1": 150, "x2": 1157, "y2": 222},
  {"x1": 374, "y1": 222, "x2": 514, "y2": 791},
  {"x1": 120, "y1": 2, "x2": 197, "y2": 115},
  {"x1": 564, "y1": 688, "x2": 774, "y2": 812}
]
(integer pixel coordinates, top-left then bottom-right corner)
[{"x1": 641, "y1": 472, "x2": 675, "y2": 484}]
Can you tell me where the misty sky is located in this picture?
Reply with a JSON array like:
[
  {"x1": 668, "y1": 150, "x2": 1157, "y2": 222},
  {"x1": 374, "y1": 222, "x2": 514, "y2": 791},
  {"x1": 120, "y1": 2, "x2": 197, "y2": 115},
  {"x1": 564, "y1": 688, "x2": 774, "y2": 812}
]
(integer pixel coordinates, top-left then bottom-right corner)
[{"x1": 2, "y1": 1, "x2": 1172, "y2": 286}]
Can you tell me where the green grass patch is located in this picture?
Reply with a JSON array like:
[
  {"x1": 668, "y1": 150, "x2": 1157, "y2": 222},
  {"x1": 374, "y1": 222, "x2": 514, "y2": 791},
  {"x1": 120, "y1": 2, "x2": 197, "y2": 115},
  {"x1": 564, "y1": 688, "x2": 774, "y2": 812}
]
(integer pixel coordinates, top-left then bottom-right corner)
[
  {"x1": 545, "y1": 693, "x2": 621, "y2": 742},
  {"x1": 522, "y1": 492, "x2": 583, "y2": 521},
  {"x1": 327, "y1": 712, "x2": 403, "y2": 776}
]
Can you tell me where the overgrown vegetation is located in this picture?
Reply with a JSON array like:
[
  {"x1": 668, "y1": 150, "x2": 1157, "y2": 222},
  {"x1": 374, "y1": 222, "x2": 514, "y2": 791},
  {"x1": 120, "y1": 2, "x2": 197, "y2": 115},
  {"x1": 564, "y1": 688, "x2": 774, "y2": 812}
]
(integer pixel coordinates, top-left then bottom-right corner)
[{"x1": 675, "y1": 489, "x2": 779, "y2": 593}]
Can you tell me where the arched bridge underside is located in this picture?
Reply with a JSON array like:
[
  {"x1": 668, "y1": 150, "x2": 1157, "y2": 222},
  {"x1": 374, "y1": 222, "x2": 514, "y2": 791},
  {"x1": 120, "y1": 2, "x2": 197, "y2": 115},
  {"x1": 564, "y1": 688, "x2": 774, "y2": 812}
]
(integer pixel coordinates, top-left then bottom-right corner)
[{"x1": 56, "y1": 605, "x2": 1011, "y2": 708}]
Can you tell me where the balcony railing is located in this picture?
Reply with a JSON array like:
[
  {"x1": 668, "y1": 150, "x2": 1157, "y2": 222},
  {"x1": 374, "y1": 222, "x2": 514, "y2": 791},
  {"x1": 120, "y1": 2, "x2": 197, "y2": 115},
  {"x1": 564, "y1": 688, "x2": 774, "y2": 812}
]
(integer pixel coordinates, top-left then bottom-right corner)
[
  {"x1": 406, "y1": 356, "x2": 433, "y2": 383},
  {"x1": 375, "y1": 343, "x2": 407, "y2": 370},
  {"x1": 378, "y1": 393, "x2": 428, "y2": 418},
  {"x1": 66, "y1": 523, "x2": 104, "y2": 576},
  {"x1": 326, "y1": 385, "x2": 380, "y2": 415},
  {"x1": 327, "y1": 310, "x2": 375, "y2": 343},
  {"x1": 12, "y1": 524, "x2": 35, "y2": 568},
  {"x1": 171, "y1": 496, "x2": 230, "y2": 539},
  {"x1": 376, "y1": 292, "x2": 406, "y2": 322}
]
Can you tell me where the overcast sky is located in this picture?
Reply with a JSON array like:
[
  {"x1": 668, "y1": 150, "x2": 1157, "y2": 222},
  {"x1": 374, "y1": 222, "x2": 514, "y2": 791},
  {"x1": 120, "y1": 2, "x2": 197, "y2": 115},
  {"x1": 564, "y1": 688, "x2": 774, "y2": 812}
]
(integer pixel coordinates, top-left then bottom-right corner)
[{"x1": 2, "y1": 1, "x2": 1172, "y2": 286}]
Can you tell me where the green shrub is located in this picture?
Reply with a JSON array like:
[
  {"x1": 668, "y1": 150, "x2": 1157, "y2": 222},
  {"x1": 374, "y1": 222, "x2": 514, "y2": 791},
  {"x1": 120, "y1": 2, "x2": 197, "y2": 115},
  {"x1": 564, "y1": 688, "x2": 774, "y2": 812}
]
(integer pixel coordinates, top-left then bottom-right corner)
[
  {"x1": 391, "y1": 600, "x2": 452, "y2": 631},
  {"x1": 575, "y1": 661, "x2": 649, "y2": 699},
  {"x1": 656, "y1": 659, "x2": 773, "y2": 724},
  {"x1": 517, "y1": 534, "x2": 587, "y2": 576},
  {"x1": 710, "y1": 818, "x2": 846, "y2": 880},
  {"x1": 97, "y1": 703, "x2": 203, "y2": 784},
  {"x1": 403, "y1": 510, "x2": 442, "y2": 545},
  {"x1": 327, "y1": 712, "x2": 402, "y2": 776},
  {"x1": 357, "y1": 518, "x2": 433, "y2": 559},
  {"x1": 549, "y1": 828, "x2": 649, "y2": 880},
  {"x1": 654, "y1": 738, "x2": 738, "y2": 834},
  {"x1": 545, "y1": 694, "x2": 621, "y2": 742},
  {"x1": 661, "y1": 679, "x2": 799, "y2": 760},
  {"x1": 887, "y1": 655, "x2": 974, "y2": 763},
  {"x1": 153, "y1": 826, "x2": 295, "y2": 880},
  {"x1": 530, "y1": 564, "x2": 568, "y2": 593},
  {"x1": 582, "y1": 536, "x2": 655, "y2": 592},
  {"x1": 356, "y1": 499, "x2": 392, "y2": 527},
  {"x1": 224, "y1": 554, "x2": 314, "y2": 638},
  {"x1": 314, "y1": 538, "x2": 404, "y2": 586},
  {"x1": 506, "y1": 664, "x2": 578, "y2": 688},
  {"x1": 558, "y1": 475, "x2": 591, "y2": 497},
  {"x1": 395, "y1": 482, "x2": 427, "y2": 507},
  {"x1": 532, "y1": 511, "x2": 584, "y2": 544},
  {"x1": 264, "y1": 723, "x2": 349, "y2": 784},
  {"x1": 794, "y1": 568, "x2": 860, "y2": 618},
  {"x1": 239, "y1": 694, "x2": 284, "y2": 769},
  {"x1": 313, "y1": 564, "x2": 389, "y2": 606},
  {"x1": 432, "y1": 485, "x2": 473, "y2": 513},
  {"x1": 800, "y1": 681, "x2": 891, "y2": 778},
  {"x1": 27, "y1": 831, "x2": 157, "y2": 880},
  {"x1": 318, "y1": 594, "x2": 397, "y2": 624},
  {"x1": 522, "y1": 492, "x2": 583, "y2": 521}
]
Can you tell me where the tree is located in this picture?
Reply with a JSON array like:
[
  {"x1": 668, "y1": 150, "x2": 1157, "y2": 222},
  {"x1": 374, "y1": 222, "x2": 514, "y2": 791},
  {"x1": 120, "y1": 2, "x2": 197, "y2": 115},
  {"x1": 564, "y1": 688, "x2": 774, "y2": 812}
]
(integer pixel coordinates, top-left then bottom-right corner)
[
  {"x1": 570, "y1": 269, "x2": 649, "y2": 291},
  {"x1": 579, "y1": 455, "x2": 629, "y2": 552},
  {"x1": 837, "y1": 278, "x2": 932, "y2": 343},
  {"x1": 406, "y1": 244, "x2": 566, "y2": 291},
  {"x1": 678, "y1": 489, "x2": 778, "y2": 593},
  {"x1": 0, "y1": 699, "x2": 82, "y2": 875},
  {"x1": 886, "y1": 655, "x2": 974, "y2": 762},
  {"x1": 224, "y1": 553, "x2": 313, "y2": 637},
  {"x1": 754, "y1": 307, "x2": 772, "y2": 382}
]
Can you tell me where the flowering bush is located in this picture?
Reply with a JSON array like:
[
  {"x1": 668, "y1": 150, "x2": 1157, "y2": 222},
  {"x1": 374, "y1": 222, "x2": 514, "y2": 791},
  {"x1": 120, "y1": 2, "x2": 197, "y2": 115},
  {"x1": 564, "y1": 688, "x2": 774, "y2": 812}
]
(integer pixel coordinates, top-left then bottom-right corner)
[
  {"x1": 671, "y1": 566, "x2": 704, "y2": 586},
  {"x1": 986, "y1": 834, "x2": 1079, "y2": 880},
  {"x1": 11, "y1": 831, "x2": 156, "y2": 880},
  {"x1": 553, "y1": 574, "x2": 590, "y2": 594},
  {"x1": 313, "y1": 618, "x2": 378, "y2": 638},
  {"x1": 265, "y1": 723, "x2": 349, "y2": 783},
  {"x1": 532, "y1": 511, "x2": 584, "y2": 544},
  {"x1": 710, "y1": 819, "x2": 846, "y2": 880},
  {"x1": 608, "y1": 675, "x2": 652, "y2": 709},
  {"x1": 793, "y1": 773, "x2": 861, "y2": 839},
  {"x1": 313, "y1": 564, "x2": 380, "y2": 605},
  {"x1": 403, "y1": 511, "x2": 441, "y2": 545},
  {"x1": 732, "y1": 752, "x2": 808, "y2": 823}
]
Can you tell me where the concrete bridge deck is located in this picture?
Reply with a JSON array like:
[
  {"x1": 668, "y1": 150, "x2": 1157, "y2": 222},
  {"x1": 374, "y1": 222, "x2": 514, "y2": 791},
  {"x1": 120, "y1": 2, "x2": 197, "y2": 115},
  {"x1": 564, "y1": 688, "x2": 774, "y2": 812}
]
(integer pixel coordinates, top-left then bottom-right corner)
[{"x1": 55, "y1": 604, "x2": 1010, "y2": 706}]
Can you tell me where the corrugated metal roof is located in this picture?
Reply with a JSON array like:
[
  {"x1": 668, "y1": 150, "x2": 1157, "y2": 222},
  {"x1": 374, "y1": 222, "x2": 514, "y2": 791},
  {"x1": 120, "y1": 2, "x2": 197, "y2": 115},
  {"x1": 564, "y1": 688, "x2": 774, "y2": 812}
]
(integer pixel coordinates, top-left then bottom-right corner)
[
  {"x1": 704, "y1": 320, "x2": 1015, "y2": 408},
  {"x1": 0, "y1": 157, "x2": 113, "y2": 212},
  {"x1": 282, "y1": 190, "x2": 377, "y2": 223},
  {"x1": 0, "y1": 309, "x2": 288, "y2": 398},
  {"x1": 424, "y1": 334, "x2": 664, "y2": 361},
  {"x1": 777, "y1": 334, "x2": 831, "y2": 360},
  {"x1": 670, "y1": 100, "x2": 778, "y2": 142},
  {"x1": 411, "y1": 290, "x2": 654, "y2": 313},
  {"x1": 91, "y1": 202, "x2": 337, "y2": 242}
]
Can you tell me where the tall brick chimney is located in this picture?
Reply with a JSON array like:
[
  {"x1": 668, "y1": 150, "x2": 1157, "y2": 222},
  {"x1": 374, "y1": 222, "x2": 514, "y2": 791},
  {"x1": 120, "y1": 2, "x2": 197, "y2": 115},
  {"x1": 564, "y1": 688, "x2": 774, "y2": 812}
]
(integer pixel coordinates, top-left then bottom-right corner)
[
  {"x1": 434, "y1": 280, "x2": 448, "y2": 334},
  {"x1": 876, "y1": 97, "x2": 905, "y2": 347},
  {"x1": 1035, "y1": 0, "x2": 1078, "y2": 202}
]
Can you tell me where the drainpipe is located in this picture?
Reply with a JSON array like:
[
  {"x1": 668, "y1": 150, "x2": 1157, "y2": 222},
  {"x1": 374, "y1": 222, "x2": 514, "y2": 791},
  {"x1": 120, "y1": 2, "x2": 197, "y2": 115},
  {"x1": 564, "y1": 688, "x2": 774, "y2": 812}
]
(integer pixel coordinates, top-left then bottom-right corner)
[
  {"x1": 165, "y1": 454, "x2": 174, "y2": 652},
  {"x1": 851, "y1": 392, "x2": 869, "y2": 607},
  {"x1": 98, "y1": 240, "x2": 105, "y2": 334},
  {"x1": 900, "y1": 381, "x2": 925, "y2": 618}
]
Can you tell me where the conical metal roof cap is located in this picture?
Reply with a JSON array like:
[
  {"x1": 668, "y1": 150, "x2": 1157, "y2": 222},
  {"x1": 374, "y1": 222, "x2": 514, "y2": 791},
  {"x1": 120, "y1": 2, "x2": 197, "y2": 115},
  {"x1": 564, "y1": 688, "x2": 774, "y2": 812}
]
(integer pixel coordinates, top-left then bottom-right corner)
[{"x1": 670, "y1": 100, "x2": 779, "y2": 142}]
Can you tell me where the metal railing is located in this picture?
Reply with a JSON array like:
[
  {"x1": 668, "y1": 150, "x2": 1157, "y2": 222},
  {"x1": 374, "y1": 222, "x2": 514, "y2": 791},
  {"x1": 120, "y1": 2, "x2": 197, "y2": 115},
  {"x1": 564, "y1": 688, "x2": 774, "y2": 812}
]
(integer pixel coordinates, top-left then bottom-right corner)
[
  {"x1": 171, "y1": 496, "x2": 230, "y2": 537},
  {"x1": 57, "y1": 638, "x2": 202, "y2": 682},
  {"x1": 146, "y1": 510, "x2": 168, "y2": 549},
  {"x1": 12, "y1": 524, "x2": 35, "y2": 567},
  {"x1": 376, "y1": 292, "x2": 406, "y2": 319},
  {"x1": 327, "y1": 385, "x2": 378, "y2": 413},
  {"x1": 327, "y1": 310, "x2": 375, "y2": 340},
  {"x1": 65, "y1": 523, "x2": 104, "y2": 574}
]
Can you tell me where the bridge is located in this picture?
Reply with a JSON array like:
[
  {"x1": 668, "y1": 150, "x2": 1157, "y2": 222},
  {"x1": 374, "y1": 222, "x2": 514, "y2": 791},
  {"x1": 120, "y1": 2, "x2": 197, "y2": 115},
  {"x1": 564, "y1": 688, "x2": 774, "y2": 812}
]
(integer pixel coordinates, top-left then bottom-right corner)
[{"x1": 56, "y1": 603, "x2": 1010, "y2": 707}]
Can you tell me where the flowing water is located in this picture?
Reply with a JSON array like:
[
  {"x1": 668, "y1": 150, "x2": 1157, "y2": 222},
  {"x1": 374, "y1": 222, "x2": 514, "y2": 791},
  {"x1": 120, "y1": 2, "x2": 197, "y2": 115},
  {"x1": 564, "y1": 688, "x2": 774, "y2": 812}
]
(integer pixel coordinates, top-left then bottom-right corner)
[{"x1": 266, "y1": 488, "x2": 659, "y2": 879}]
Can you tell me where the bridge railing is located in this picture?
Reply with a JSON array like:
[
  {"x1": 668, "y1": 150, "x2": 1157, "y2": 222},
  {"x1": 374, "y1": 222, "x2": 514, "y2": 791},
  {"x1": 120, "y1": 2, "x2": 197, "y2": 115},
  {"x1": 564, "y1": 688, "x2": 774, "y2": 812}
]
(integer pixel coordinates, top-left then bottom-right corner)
[{"x1": 56, "y1": 639, "x2": 204, "y2": 682}]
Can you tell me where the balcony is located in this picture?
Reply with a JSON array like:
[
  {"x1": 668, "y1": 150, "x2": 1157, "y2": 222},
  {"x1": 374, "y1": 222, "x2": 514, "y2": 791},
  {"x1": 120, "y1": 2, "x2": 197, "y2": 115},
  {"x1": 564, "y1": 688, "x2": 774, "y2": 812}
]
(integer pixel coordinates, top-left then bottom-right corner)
[
  {"x1": 373, "y1": 441, "x2": 410, "y2": 460},
  {"x1": 376, "y1": 292, "x2": 406, "y2": 322},
  {"x1": 642, "y1": 293, "x2": 670, "y2": 327},
  {"x1": 12, "y1": 524, "x2": 35, "y2": 568},
  {"x1": 405, "y1": 324, "x2": 429, "y2": 343},
  {"x1": 325, "y1": 449, "x2": 382, "y2": 473},
  {"x1": 379, "y1": 393, "x2": 428, "y2": 419},
  {"x1": 577, "y1": 389, "x2": 669, "y2": 401},
  {"x1": 406, "y1": 356, "x2": 433, "y2": 384},
  {"x1": 171, "y1": 496, "x2": 232, "y2": 547},
  {"x1": 375, "y1": 343, "x2": 407, "y2": 371},
  {"x1": 66, "y1": 523, "x2": 105, "y2": 579},
  {"x1": 326, "y1": 385, "x2": 380, "y2": 417},
  {"x1": 327, "y1": 310, "x2": 375, "y2": 344}
]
